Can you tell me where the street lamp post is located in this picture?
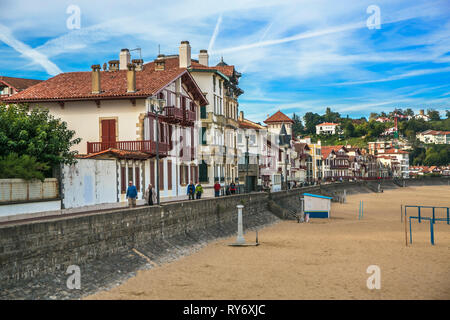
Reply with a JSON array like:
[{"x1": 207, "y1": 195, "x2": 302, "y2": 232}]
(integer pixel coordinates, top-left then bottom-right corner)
[
  {"x1": 151, "y1": 97, "x2": 166, "y2": 205},
  {"x1": 284, "y1": 146, "x2": 288, "y2": 190},
  {"x1": 245, "y1": 134, "x2": 249, "y2": 193}
]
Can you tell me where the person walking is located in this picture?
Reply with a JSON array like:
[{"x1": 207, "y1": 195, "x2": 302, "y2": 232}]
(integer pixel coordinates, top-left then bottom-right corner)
[
  {"x1": 144, "y1": 184, "x2": 156, "y2": 206},
  {"x1": 214, "y1": 180, "x2": 221, "y2": 197},
  {"x1": 187, "y1": 180, "x2": 196, "y2": 200},
  {"x1": 229, "y1": 182, "x2": 236, "y2": 194},
  {"x1": 195, "y1": 182, "x2": 203, "y2": 199},
  {"x1": 126, "y1": 181, "x2": 137, "y2": 208}
]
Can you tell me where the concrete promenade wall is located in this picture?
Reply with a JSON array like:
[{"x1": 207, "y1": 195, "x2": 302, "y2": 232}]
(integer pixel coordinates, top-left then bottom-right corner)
[{"x1": 0, "y1": 177, "x2": 447, "y2": 286}]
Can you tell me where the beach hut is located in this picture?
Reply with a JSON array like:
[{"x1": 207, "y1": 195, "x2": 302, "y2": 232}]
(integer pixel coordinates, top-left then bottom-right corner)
[{"x1": 303, "y1": 193, "x2": 332, "y2": 219}]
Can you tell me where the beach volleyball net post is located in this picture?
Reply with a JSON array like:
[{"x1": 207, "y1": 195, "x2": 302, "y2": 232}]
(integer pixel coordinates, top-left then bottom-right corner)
[{"x1": 405, "y1": 205, "x2": 450, "y2": 246}]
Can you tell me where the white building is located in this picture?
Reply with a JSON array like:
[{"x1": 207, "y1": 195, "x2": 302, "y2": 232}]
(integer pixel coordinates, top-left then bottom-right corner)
[
  {"x1": 377, "y1": 149, "x2": 410, "y2": 178},
  {"x1": 5, "y1": 46, "x2": 208, "y2": 204},
  {"x1": 417, "y1": 130, "x2": 450, "y2": 144},
  {"x1": 316, "y1": 122, "x2": 339, "y2": 135}
]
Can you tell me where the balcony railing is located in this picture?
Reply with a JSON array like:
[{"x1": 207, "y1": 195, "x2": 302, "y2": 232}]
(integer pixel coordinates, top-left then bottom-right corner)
[
  {"x1": 185, "y1": 109, "x2": 196, "y2": 123},
  {"x1": 87, "y1": 140, "x2": 169, "y2": 156},
  {"x1": 163, "y1": 106, "x2": 184, "y2": 123},
  {"x1": 331, "y1": 164, "x2": 349, "y2": 169}
]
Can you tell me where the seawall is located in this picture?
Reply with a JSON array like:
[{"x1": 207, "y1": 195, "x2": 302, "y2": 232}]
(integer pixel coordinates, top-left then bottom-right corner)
[{"x1": 0, "y1": 177, "x2": 447, "y2": 297}]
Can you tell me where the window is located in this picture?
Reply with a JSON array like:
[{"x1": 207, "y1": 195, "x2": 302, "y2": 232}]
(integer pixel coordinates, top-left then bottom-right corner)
[
  {"x1": 201, "y1": 127, "x2": 207, "y2": 145},
  {"x1": 200, "y1": 106, "x2": 206, "y2": 119},
  {"x1": 238, "y1": 133, "x2": 242, "y2": 144}
]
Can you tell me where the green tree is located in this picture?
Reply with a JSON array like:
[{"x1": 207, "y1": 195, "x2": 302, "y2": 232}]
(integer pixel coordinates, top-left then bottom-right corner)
[
  {"x1": 292, "y1": 113, "x2": 304, "y2": 137},
  {"x1": 0, "y1": 103, "x2": 81, "y2": 176},
  {"x1": 427, "y1": 108, "x2": 441, "y2": 121},
  {"x1": 303, "y1": 112, "x2": 324, "y2": 134},
  {"x1": 446, "y1": 110, "x2": 450, "y2": 119},
  {"x1": 0, "y1": 153, "x2": 49, "y2": 181}
]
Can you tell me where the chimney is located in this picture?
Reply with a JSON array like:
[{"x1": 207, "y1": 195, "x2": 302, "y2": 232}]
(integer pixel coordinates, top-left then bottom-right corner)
[
  {"x1": 239, "y1": 111, "x2": 244, "y2": 121},
  {"x1": 420, "y1": 109, "x2": 424, "y2": 115},
  {"x1": 91, "y1": 64, "x2": 101, "y2": 94},
  {"x1": 108, "y1": 60, "x2": 119, "y2": 71},
  {"x1": 199, "y1": 49, "x2": 209, "y2": 66},
  {"x1": 127, "y1": 63, "x2": 136, "y2": 93},
  {"x1": 179, "y1": 41, "x2": 191, "y2": 68},
  {"x1": 132, "y1": 59, "x2": 143, "y2": 71},
  {"x1": 119, "y1": 48, "x2": 130, "y2": 70},
  {"x1": 154, "y1": 54, "x2": 166, "y2": 71}
]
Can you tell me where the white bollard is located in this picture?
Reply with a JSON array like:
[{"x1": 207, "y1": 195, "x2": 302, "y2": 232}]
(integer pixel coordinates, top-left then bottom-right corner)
[{"x1": 236, "y1": 205, "x2": 246, "y2": 244}]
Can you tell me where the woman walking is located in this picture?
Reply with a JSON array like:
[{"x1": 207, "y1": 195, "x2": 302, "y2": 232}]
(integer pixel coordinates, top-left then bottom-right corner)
[{"x1": 144, "y1": 184, "x2": 156, "y2": 206}]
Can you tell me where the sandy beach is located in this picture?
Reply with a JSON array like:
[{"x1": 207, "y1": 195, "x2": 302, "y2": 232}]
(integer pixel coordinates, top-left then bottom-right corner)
[{"x1": 86, "y1": 185, "x2": 450, "y2": 300}]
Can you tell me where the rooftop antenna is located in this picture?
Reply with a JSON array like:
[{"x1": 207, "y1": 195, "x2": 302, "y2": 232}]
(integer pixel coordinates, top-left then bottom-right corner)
[
  {"x1": 158, "y1": 44, "x2": 160, "y2": 55},
  {"x1": 130, "y1": 47, "x2": 142, "y2": 60}
]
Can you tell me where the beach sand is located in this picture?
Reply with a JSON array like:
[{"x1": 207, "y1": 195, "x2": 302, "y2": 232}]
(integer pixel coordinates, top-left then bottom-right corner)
[{"x1": 86, "y1": 185, "x2": 450, "y2": 300}]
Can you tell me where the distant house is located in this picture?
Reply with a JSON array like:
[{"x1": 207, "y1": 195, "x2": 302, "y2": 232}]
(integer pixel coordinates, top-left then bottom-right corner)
[
  {"x1": 414, "y1": 109, "x2": 430, "y2": 121},
  {"x1": 316, "y1": 122, "x2": 339, "y2": 135},
  {"x1": 381, "y1": 127, "x2": 397, "y2": 136},
  {"x1": 376, "y1": 117, "x2": 390, "y2": 123},
  {"x1": 377, "y1": 149, "x2": 409, "y2": 178},
  {"x1": 417, "y1": 130, "x2": 450, "y2": 144},
  {"x1": 0, "y1": 76, "x2": 42, "y2": 99}
]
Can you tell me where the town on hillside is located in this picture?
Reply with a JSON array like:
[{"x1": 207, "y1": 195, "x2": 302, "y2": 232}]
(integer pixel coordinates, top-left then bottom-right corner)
[{"x1": 0, "y1": 42, "x2": 449, "y2": 218}]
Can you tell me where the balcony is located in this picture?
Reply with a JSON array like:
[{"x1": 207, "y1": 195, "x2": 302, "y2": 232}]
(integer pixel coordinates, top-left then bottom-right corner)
[
  {"x1": 181, "y1": 109, "x2": 196, "y2": 126},
  {"x1": 331, "y1": 164, "x2": 349, "y2": 169},
  {"x1": 87, "y1": 140, "x2": 169, "y2": 156},
  {"x1": 163, "y1": 106, "x2": 184, "y2": 123}
]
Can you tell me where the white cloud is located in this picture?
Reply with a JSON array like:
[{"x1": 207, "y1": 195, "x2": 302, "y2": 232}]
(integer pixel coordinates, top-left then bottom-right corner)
[{"x1": 0, "y1": 23, "x2": 62, "y2": 75}]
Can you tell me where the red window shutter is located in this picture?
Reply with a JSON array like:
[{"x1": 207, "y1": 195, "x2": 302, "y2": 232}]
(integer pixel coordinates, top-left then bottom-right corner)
[
  {"x1": 135, "y1": 166, "x2": 140, "y2": 192},
  {"x1": 167, "y1": 161, "x2": 172, "y2": 190},
  {"x1": 159, "y1": 160, "x2": 164, "y2": 190},
  {"x1": 185, "y1": 165, "x2": 189, "y2": 184},
  {"x1": 121, "y1": 166, "x2": 126, "y2": 193},
  {"x1": 150, "y1": 160, "x2": 155, "y2": 186},
  {"x1": 169, "y1": 125, "x2": 173, "y2": 149},
  {"x1": 149, "y1": 117, "x2": 154, "y2": 141}
]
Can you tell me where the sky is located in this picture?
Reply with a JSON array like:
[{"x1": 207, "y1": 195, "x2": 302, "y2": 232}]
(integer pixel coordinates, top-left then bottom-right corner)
[{"x1": 0, "y1": 0, "x2": 449, "y2": 123}]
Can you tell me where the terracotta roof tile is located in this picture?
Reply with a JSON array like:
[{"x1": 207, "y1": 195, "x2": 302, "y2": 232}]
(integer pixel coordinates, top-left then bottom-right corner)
[
  {"x1": 0, "y1": 76, "x2": 43, "y2": 91},
  {"x1": 264, "y1": 111, "x2": 294, "y2": 124},
  {"x1": 4, "y1": 58, "x2": 208, "y2": 106}
]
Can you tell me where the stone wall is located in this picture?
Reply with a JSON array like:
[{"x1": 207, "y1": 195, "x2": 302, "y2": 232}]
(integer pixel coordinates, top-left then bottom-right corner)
[
  {"x1": 0, "y1": 191, "x2": 274, "y2": 285},
  {"x1": 0, "y1": 177, "x2": 447, "y2": 286}
]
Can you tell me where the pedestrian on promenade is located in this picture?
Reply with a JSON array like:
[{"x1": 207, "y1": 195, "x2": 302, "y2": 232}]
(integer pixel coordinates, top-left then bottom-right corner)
[
  {"x1": 195, "y1": 182, "x2": 203, "y2": 199},
  {"x1": 126, "y1": 181, "x2": 137, "y2": 208},
  {"x1": 214, "y1": 180, "x2": 221, "y2": 197},
  {"x1": 230, "y1": 182, "x2": 236, "y2": 194},
  {"x1": 187, "y1": 180, "x2": 196, "y2": 200},
  {"x1": 144, "y1": 184, "x2": 156, "y2": 206}
]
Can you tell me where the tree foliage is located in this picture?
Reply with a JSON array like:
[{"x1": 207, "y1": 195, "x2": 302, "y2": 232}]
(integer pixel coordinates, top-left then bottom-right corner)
[
  {"x1": 0, "y1": 103, "x2": 81, "y2": 178},
  {"x1": 0, "y1": 153, "x2": 50, "y2": 181}
]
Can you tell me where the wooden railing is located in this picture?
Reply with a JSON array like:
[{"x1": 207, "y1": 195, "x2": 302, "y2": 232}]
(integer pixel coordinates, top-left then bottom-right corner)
[
  {"x1": 164, "y1": 106, "x2": 184, "y2": 122},
  {"x1": 185, "y1": 109, "x2": 196, "y2": 122},
  {"x1": 87, "y1": 140, "x2": 169, "y2": 156}
]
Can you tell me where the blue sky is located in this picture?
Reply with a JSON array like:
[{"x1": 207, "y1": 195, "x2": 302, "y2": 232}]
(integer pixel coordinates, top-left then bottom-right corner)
[{"x1": 1, "y1": 0, "x2": 449, "y2": 123}]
